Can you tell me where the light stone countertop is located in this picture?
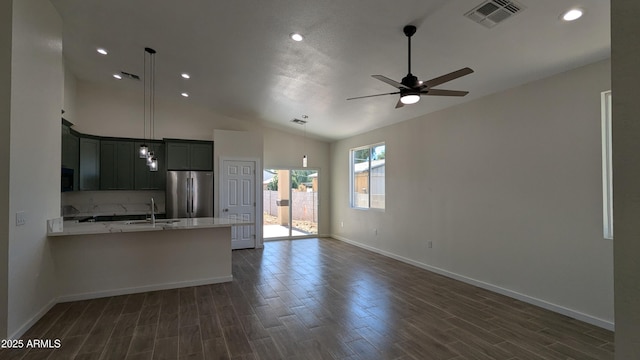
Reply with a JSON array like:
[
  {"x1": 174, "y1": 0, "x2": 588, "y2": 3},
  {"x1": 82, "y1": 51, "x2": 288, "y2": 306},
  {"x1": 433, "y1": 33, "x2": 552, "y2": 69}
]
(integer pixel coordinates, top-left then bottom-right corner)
[{"x1": 47, "y1": 217, "x2": 253, "y2": 237}]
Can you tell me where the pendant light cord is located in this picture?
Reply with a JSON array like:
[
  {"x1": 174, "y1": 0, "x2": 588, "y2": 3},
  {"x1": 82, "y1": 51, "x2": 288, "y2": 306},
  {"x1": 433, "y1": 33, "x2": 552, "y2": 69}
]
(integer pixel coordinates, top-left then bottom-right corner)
[
  {"x1": 150, "y1": 50, "x2": 154, "y2": 145},
  {"x1": 143, "y1": 49, "x2": 147, "y2": 144},
  {"x1": 144, "y1": 47, "x2": 157, "y2": 152}
]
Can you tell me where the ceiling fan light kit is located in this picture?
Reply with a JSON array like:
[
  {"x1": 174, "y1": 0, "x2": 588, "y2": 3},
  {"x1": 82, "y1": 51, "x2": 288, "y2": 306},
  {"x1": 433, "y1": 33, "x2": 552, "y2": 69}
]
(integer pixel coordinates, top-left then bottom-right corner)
[
  {"x1": 400, "y1": 93, "x2": 420, "y2": 105},
  {"x1": 347, "y1": 25, "x2": 473, "y2": 109}
]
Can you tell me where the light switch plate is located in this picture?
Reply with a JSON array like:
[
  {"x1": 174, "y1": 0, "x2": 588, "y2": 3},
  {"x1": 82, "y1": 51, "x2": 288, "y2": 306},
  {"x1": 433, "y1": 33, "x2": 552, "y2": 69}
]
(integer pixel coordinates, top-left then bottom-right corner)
[{"x1": 16, "y1": 211, "x2": 26, "y2": 226}]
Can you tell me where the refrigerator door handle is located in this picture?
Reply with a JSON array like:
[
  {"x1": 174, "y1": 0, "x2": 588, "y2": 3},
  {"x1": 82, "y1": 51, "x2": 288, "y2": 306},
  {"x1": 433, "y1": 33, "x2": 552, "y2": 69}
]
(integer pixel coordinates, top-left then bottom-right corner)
[
  {"x1": 186, "y1": 178, "x2": 191, "y2": 215},
  {"x1": 190, "y1": 177, "x2": 194, "y2": 216}
]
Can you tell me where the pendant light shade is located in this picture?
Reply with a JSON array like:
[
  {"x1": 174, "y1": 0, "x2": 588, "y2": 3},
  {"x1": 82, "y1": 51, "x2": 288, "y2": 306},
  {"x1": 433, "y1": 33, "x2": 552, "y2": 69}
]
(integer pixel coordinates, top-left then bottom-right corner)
[
  {"x1": 146, "y1": 151, "x2": 155, "y2": 166},
  {"x1": 149, "y1": 157, "x2": 158, "y2": 171},
  {"x1": 139, "y1": 144, "x2": 148, "y2": 158}
]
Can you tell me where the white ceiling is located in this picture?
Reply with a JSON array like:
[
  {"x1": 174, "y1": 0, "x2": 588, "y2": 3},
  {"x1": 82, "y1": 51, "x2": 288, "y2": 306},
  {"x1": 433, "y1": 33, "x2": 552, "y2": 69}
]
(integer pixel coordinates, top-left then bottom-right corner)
[{"x1": 51, "y1": 0, "x2": 610, "y2": 142}]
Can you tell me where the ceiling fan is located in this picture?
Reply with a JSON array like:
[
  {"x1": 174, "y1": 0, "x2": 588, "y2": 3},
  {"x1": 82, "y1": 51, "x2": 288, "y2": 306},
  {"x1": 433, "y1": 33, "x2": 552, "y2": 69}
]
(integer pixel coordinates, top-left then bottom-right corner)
[{"x1": 347, "y1": 25, "x2": 474, "y2": 108}]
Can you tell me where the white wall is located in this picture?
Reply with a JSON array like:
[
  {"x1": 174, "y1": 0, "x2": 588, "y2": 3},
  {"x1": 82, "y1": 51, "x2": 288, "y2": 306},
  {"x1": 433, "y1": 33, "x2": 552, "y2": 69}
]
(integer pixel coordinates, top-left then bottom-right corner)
[
  {"x1": 8, "y1": 0, "x2": 63, "y2": 338},
  {"x1": 0, "y1": 0, "x2": 12, "y2": 340},
  {"x1": 63, "y1": 63, "x2": 77, "y2": 123},
  {"x1": 612, "y1": 0, "x2": 640, "y2": 357},
  {"x1": 75, "y1": 79, "x2": 256, "y2": 140},
  {"x1": 331, "y1": 59, "x2": 613, "y2": 328}
]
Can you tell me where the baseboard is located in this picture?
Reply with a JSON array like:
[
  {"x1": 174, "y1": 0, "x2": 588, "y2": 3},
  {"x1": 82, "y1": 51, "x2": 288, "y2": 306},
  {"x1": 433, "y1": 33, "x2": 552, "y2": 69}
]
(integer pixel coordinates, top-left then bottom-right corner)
[
  {"x1": 56, "y1": 276, "x2": 233, "y2": 303},
  {"x1": 9, "y1": 298, "x2": 57, "y2": 340},
  {"x1": 330, "y1": 234, "x2": 614, "y2": 331}
]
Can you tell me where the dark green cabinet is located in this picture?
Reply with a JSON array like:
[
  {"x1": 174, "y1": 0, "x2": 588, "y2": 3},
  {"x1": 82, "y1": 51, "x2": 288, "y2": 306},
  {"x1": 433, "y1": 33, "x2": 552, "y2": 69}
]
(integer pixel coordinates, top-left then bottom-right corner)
[
  {"x1": 166, "y1": 142, "x2": 189, "y2": 170},
  {"x1": 166, "y1": 141, "x2": 213, "y2": 171},
  {"x1": 100, "y1": 140, "x2": 134, "y2": 190},
  {"x1": 61, "y1": 125, "x2": 79, "y2": 190},
  {"x1": 79, "y1": 137, "x2": 100, "y2": 191},
  {"x1": 190, "y1": 143, "x2": 213, "y2": 170},
  {"x1": 134, "y1": 142, "x2": 166, "y2": 190},
  {"x1": 61, "y1": 121, "x2": 210, "y2": 192}
]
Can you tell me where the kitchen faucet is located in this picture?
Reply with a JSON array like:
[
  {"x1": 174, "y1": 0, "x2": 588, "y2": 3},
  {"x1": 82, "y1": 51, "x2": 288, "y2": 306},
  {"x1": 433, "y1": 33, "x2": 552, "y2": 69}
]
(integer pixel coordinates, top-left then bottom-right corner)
[{"x1": 150, "y1": 197, "x2": 156, "y2": 226}]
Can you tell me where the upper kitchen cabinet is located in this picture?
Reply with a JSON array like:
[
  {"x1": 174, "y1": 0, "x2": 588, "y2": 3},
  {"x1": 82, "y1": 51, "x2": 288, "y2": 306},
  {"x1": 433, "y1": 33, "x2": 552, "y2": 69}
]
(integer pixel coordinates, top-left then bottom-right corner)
[
  {"x1": 166, "y1": 140, "x2": 213, "y2": 171},
  {"x1": 61, "y1": 123, "x2": 79, "y2": 190},
  {"x1": 100, "y1": 140, "x2": 135, "y2": 190},
  {"x1": 79, "y1": 137, "x2": 100, "y2": 191},
  {"x1": 134, "y1": 141, "x2": 166, "y2": 190}
]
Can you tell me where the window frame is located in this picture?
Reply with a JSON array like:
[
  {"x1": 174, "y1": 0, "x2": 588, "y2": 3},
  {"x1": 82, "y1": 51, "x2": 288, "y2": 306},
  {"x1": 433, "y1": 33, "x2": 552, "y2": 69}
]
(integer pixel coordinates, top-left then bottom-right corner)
[
  {"x1": 601, "y1": 90, "x2": 613, "y2": 240},
  {"x1": 349, "y1": 142, "x2": 385, "y2": 210}
]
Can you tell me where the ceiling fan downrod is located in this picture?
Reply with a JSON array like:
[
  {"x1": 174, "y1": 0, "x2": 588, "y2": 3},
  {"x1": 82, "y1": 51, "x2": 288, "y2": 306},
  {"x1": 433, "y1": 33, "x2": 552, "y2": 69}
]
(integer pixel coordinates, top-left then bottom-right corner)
[
  {"x1": 404, "y1": 25, "x2": 417, "y2": 76},
  {"x1": 402, "y1": 25, "x2": 418, "y2": 87}
]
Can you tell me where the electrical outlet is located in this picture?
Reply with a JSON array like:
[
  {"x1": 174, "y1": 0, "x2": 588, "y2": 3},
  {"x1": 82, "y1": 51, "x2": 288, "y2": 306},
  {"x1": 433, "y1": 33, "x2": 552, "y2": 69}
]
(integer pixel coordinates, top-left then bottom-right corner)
[
  {"x1": 341, "y1": 221, "x2": 344, "y2": 228},
  {"x1": 428, "y1": 241, "x2": 433, "y2": 249},
  {"x1": 16, "y1": 211, "x2": 26, "y2": 226},
  {"x1": 374, "y1": 228, "x2": 378, "y2": 235}
]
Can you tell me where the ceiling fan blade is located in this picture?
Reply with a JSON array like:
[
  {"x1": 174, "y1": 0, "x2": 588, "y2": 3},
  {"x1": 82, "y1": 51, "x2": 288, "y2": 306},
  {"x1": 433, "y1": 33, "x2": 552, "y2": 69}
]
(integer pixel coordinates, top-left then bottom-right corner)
[
  {"x1": 395, "y1": 99, "x2": 405, "y2": 109},
  {"x1": 421, "y1": 89, "x2": 469, "y2": 97},
  {"x1": 422, "y1": 67, "x2": 474, "y2": 88},
  {"x1": 372, "y1": 75, "x2": 410, "y2": 89},
  {"x1": 347, "y1": 92, "x2": 400, "y2": 101}
]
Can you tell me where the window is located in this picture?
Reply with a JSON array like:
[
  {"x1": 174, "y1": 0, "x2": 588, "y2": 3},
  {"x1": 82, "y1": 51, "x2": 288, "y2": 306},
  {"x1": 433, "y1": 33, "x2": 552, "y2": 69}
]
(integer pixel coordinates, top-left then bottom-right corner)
[
  {"x1": 601, "y1": 90, "x2": 613, "y2": 239},
  {"x1": 350, "y1": 143, "x2": 385, "y2": 209}
]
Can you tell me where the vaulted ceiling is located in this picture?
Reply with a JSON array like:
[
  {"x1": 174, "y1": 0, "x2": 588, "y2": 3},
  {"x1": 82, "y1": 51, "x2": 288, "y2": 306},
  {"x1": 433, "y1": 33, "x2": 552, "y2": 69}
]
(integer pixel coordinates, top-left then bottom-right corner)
[{"x1": 51, "y1": 0, "x2": 610, "y2": 141}]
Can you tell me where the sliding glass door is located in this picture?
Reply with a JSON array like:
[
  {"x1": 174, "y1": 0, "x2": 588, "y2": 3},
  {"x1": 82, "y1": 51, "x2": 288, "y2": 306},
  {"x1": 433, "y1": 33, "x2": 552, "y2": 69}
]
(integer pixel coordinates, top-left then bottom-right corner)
[{"x1": 263, "y1": 168, "x2": 318, "y2": 239}]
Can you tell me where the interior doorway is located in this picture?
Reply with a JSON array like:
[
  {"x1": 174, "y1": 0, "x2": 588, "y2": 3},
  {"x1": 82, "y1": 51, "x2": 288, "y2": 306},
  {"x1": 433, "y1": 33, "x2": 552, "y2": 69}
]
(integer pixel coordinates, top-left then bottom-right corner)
[{"x1": 263, "y1": 168, "x2": 318, "y2": 239}]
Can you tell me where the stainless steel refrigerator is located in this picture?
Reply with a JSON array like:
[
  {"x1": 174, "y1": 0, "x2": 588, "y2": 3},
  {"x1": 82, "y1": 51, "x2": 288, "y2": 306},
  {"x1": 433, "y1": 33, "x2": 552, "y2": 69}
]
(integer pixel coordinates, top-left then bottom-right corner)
[{"x1": 166, "y1": 171, "x2": 214, "y2": 218}]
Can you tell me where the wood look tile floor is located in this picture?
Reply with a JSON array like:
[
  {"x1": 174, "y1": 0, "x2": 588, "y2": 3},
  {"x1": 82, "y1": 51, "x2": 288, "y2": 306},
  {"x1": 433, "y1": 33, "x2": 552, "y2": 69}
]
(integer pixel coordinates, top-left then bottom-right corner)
[{"x1": 2, "y1": 238, "x2": 613, "y2": 360}]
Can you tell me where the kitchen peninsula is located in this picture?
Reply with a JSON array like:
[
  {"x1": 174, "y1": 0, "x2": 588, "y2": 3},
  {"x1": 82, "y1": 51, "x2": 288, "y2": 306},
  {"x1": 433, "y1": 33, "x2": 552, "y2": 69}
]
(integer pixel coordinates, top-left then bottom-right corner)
[{"x1": 48, "y1": 217, "x2": 250, "y2": 302}]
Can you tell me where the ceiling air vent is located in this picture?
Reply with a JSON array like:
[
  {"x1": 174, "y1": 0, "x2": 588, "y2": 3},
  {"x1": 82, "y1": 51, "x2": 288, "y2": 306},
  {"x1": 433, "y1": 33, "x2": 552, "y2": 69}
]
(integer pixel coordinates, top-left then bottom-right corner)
[
  {"x1": 120, "y1": 71, "x2": 140, "y2": 80},
  {"x1": 465, "y1": 0, "x2": 525, "y2": 28}
]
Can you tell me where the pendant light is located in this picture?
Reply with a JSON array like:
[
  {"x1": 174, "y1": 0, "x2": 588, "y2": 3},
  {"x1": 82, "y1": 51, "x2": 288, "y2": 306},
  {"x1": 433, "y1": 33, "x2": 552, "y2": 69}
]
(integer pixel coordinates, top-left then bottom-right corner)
[
  {"x1": 302, "y1": 115, "x2": 308, "y2": 168},
  {"x1": 141, "y1": 47, "x2": 159, "y2": 172},
  {"x1": 139, "y1": 144, "x2": 148, "y2": 158},
  {"x1": 139, "y1": 48, "x2": 150, "y2": 158}
]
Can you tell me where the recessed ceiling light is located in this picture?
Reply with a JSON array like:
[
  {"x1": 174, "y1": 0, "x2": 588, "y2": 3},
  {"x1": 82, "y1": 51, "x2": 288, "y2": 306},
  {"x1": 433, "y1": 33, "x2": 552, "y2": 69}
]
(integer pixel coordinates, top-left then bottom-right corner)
[
  {"x1": 181, "y1": 73, "x2": 190, "y2": 79},
  {"x1": 562, "y1": 8, "x2": 583, "y2": 21},
  {"x1": 112, "y1": 74, "x2": 122, "y2": 80},
  {"x1": 181, "y1": 92, "x2": 189, "y2": 97},
  {"x1": 290, "y1": 33, "x2": 304, "y2": 42},
  {"x1": 97, "y1": 48, "x2": 108, "y2": 55}
]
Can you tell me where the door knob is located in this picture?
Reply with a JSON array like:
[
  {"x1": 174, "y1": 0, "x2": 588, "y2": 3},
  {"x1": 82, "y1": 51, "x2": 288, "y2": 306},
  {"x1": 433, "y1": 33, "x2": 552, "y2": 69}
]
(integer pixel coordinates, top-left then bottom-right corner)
[{"x1": 223, "y1": 208, "x2": 229, "y2": 212}]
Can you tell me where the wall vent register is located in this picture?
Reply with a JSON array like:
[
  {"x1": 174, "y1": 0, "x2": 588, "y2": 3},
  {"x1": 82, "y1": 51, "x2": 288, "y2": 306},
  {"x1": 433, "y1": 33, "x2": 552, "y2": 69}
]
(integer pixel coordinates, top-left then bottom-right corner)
[{"x1": 465, "y1": 0, "x2": 525, "y2": 28}]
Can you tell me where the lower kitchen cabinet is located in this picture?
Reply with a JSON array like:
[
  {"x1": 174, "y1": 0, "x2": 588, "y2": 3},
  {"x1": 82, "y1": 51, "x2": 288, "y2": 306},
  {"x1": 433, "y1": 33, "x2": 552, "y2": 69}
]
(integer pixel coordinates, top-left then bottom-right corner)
[
  {"x1": 134, "y1": 142, "x2": 166, "y2": 190},
  {"x1": 79, "y1": 137, "x2": 100, "y2": 191},
  {"x1": 100, "y1": 140, "x2": 134, "y2": 190}
]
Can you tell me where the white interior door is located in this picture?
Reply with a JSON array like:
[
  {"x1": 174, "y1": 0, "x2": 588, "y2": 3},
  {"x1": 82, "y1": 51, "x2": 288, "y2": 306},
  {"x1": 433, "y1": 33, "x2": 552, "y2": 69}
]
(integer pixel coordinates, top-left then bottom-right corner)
[{"x1": 221, "y1": 160, "x2": 256, "y2": 249}]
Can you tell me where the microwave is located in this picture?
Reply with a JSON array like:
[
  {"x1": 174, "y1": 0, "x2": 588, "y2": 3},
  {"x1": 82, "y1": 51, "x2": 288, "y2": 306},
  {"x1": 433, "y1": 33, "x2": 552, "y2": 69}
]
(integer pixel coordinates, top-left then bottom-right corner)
[{"x1": 61, "y1": 167, "x2": 74, "y2": 192}]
